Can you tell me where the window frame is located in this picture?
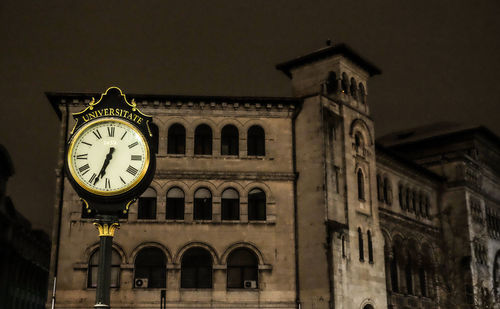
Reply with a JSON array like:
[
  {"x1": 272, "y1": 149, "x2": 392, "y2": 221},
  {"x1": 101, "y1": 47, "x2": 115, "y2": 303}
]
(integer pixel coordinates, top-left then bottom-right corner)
[
  {"x1": 193, "y1": 188, "x2": 212, "y2": 221},
  {"x1": 181, "y1": 247, "x2": 213, "y2": 289},
  {"x1": 357, "y1": 169, "x2": 365, "y2": 201},
  {"x1": 247, "y1": 125, "x2": 265, "y2": 156},
  {"x1": 194, "y1": 124, "x2": 213, "y2": 155},
  {"x1": 226, "y1": 248, "x2": 259, "y2": 289},
  {"x1": 248, "y1": 188, "x2": 266, "y2": 221},
  {"x1": 221, "y1": 125, "x2": 239, "y2": 156},
  {"x1": 221, "y1": 188, "x2": 240, "y2": 221},
  {"x1": 133, "y1": 247, "x2": 167, "y2": 289},
  {"x1": 358, "y1": 227, "x2": 364, "y2": 262},
  {"x1": 137, "y1": 188, "x2": 157, "y2": 220},
  {"x1": 167, "y1": 123, "x2": 186, "y2": 155},
  {"x1": 88, "y1": 248, "x2": 121, "y2": 289},
  {"x1": 166, "y1": 187, "x2": 185, "y2": 220}
]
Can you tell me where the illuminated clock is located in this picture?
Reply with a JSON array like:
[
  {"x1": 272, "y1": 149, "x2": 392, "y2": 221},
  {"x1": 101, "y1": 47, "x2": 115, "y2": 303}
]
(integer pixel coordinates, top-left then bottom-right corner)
[{"x1": 67, "y1": 118, "x2": 150, "y2": 196}]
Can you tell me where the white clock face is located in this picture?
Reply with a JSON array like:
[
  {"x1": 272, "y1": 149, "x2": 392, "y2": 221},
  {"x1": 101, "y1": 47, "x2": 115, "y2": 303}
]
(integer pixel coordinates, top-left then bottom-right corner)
[{"x1": 68, "y1": 118, "x2": 150, "y2": 196}]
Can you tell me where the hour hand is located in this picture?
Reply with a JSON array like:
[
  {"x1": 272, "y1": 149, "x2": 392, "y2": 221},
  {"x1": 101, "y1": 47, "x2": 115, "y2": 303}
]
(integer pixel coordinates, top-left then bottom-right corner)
[{"x1": 94, "y1": 147, "x2": 115, "y2": 184}]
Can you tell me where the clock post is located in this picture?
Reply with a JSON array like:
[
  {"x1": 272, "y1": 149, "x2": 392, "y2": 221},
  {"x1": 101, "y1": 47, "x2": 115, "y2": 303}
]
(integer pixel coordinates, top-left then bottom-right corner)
[
  {"x1": 65, "y1": 87, "x2": 156, "y2": 308},
  {"x1": 93, "y1": 215, "x2": 119, "y2": 307}
]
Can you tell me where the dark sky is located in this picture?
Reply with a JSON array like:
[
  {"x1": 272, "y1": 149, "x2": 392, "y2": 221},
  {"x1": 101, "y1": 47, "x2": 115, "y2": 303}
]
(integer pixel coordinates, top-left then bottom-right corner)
[{"x1": 1, "y1": 0, "x2": 499, "y2": 234}]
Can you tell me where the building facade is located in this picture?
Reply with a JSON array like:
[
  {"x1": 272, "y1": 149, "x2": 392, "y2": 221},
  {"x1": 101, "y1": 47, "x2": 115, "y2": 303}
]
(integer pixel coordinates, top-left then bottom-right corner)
[{"x1": 46, "y1": 44, "x2": 500, "y2": 309}]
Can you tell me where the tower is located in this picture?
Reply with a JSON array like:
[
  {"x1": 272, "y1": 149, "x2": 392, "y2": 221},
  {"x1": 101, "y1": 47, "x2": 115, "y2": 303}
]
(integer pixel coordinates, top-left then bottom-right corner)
[{"x1": 277, "y1": 43, "x2": 386, "y2": 309}]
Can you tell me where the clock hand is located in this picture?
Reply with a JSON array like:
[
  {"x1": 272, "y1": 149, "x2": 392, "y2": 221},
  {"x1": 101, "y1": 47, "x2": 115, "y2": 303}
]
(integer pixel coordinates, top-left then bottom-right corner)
[{"x1": 94, "y1": 147, "x2": 115, "y2": 184}]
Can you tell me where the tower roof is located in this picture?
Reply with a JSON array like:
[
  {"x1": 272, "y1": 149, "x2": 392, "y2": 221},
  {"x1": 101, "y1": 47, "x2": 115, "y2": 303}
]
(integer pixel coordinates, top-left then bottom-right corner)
[{"x1": 276, "y1": 43, "x2": 382, "y2": 78}]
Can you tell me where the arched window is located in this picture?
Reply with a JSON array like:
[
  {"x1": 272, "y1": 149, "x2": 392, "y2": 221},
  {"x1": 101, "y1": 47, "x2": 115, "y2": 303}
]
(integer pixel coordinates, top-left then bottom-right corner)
[
  {"x1": 406, "y1": 253, "x2": 413, "y2": 294},
  {"x1": 399, "y1": 184, "x2": 405, "y2": 210},
  {"x1": 138, "y1": 187, "x2": 156, "y2": 219},
  {"x1": 384, "y1": 177, "x2": 392, "y2": 206},
  {"x1": 363, "y1": 305, "x2": 374, "y2": 309},
  {"x1": 350, "y1": 77, "x2": 357, "y2": 99},
  {"x1": 367, "y1": 230, "x2": 374, "y2": 263},
  {"x1": 134, "y1": 247, "x2": 166, "y2": 288},
  {"x1": 384, "y1": 177, "x2": 392, "y2": 205},
  {"x1": 358, "y1": 227, "x2": 364, "y2": 262},
  {"x1": 377, "y1": 174, "x2": 384, "y2": 202},
  {"x1": 405, "y1": 187, "x2": 410, "y2": 212},
  {"x1": 341, "y1": 72, "x2": 349, "y2": 93},
  {"x1": 194, "y1": 188, "x2": 212, "y2": 220},
  {"x1": 412, "y1": 190, "x2": 417, "y2": 213},
  {"x1": 181, "y1": 247, "x2": 212, "y2": 288},
  {"x1": 221, "y1": 188, "x2": 239, "y2": 220},
  {"x1": 248, "y1": 188, "x2": 266, "y2": 221},
  {"x1": 359, "y1": 83, "x2": 366, "y2": 104},
  {"x1": 194, "y1": 124, "x2": 212, "y2": 155},
  {"x1": 419, "y1": 266, "x2": 427, "y2": 297},
  {"x1": 247, "y1": 125, "x2": 265, "y2": 156},
  {"x1": 391, "y1": 247, "x2": 399, "y2": 292},
  {"x1": 88, "y1": 248, "x2": 121, "y2": 288},
  {"x1": 326, "y1": 71, "x2": 338, "y2": 94},
  {"x1": 418, "y1": 192, "x2": 424, "y2": 216},
  {"x1": 150, "y1": 123, "x2": 159, "y2": 154},
  {"x1": 166, "y1": 187, "x2": 184, "y2": 220},
  {"x1": 167, "y1": 124, "x2": 186, "y2": 154},
  {"x1": 221, "y1": 125, "x2": 239, "y2": 155},
  {"x1": 227, "y1": 248, "x2": 258, "y2": 289},
  {"x1": 425, "y1": 196, "x2": 430, "y2": 218},
  {"x1": 354, "y1": 132, "x2": 363, "y2": 150},
  {"x1": 494, "y1": 250, "x2": 500, "y2": 299},
  {"x1": 357, "y1": 169, "x2": 365, "y2": 200}
]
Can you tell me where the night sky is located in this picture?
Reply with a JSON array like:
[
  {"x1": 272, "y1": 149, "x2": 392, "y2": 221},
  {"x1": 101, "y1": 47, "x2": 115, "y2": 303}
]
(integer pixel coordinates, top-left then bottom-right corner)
[{"x1": 1, "y1": 1, "x2": 499, "y2": 234}]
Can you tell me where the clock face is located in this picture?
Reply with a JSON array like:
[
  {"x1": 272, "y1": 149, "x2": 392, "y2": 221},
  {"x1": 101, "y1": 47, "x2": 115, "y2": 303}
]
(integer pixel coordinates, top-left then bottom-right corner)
[{"x1": 67, "y1": 118, "x2": 150, "y2": 196}]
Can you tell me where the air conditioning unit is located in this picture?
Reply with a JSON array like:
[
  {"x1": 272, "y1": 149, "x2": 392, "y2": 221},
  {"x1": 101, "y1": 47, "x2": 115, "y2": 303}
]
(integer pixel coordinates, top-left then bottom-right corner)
[
  {"x1": 244, "y1": 280, "x2": 257, "y2": 289},
  {"x1": 135, "y1": 278, "x2": 149, "y2": 288}
]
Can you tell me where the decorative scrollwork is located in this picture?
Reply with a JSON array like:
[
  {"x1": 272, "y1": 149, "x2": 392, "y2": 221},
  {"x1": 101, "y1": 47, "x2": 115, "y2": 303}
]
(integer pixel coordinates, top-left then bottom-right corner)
[{"x1": 94, "y1": 222, "x2": 120, "y2": 237}]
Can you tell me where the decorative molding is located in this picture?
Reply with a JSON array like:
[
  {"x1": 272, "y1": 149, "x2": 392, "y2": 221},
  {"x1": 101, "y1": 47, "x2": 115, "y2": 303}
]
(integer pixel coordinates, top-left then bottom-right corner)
[
  {"x1": 93, "y1": 222, "x2": 120, "y2": 237},
  {"x1": 154, "y1": 171, "x2": 296, "y2": 181}
]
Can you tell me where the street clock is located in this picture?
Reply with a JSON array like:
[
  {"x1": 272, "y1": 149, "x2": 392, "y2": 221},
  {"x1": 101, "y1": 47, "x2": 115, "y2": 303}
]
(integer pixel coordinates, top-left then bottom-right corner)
[{"x1": 65, "y1": 87, "x2": 156, "y2": 215}]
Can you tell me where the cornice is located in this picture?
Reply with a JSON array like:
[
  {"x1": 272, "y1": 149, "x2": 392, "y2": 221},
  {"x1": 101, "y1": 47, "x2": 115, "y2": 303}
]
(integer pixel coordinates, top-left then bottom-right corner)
[
  {"x1": 154, "y1": 170, "x2": 296, "y2": 181},
  {"x1": 46, "y1": 92, "x2": 302, "y2": 120},
  {"x1": 379, "y1": 207, "x2": 440, "y2": 237},
  {"x1": 376, "y1": 146, "x2": 444, "y2": 188}
]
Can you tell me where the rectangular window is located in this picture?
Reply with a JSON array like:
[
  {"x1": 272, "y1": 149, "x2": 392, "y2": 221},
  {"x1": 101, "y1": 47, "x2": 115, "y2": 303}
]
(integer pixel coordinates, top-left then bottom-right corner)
[
  {"x1": 166, "y1": 198, "x2": 184, "y2": 220},
  {"x1": 138, "y1": 197, "x2": 156, "y2": 219},
  {"x1": 221, "y1": 199, "x2": 239, "y2": 220},
  {"x1": 194, "y1": 198, "x2": 212, "y2": 220}
]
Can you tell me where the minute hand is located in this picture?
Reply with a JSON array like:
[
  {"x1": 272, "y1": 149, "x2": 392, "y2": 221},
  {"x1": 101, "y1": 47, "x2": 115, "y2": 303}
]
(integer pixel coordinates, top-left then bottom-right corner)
[{"x1": 94, "y1": 147, "x2": 115, "y2": 184}]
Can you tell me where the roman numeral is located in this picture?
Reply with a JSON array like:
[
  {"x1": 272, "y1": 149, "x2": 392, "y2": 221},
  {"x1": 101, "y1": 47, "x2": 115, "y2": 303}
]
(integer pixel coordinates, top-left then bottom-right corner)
[
  {"x1": 82, "y1": 141, "x2": 92, "y2": 146},
  {"x1": 78, "y1": 164, "x2": 90, "y2": 173},
  {"x1": 105, "y1": 178, "x2": 111, "y2": 189},
  {"x1": 126, "y1": 165, "x2": 138, "y2": 176},
  {"x1": 128, "y1": 141, "x2": 138, "y2": 149},
  {"x1": 121, "y1": 131, "x2": 127, "y2": 140},
  {"x1": 120, "y1": 176, "x2": 126, "y2": 184},
  {"x1": 93, "y1": 130, "x2": 102, "y2": 140},
  {"x1": 89, "y1": 173, "x2": 97, "y2": 184},
  {"x1": 107, "y1": 127, "x2": 115, "y2": 137},
  {"x1": 76, "y1": 154, "x2": 88, "y2": 160},
  {"x1": 131, "y1": 155, "x2": 142, "y2": 161}
]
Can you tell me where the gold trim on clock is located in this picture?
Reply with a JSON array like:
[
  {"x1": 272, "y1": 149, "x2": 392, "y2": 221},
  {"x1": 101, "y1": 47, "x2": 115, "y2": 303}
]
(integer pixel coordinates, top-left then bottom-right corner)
[
  {"x1": 67, "y1": 117, "x2": 150, "y2": 196},
  {"x1": 72, "y1": 86, "x2": 152, "y2": 118}
]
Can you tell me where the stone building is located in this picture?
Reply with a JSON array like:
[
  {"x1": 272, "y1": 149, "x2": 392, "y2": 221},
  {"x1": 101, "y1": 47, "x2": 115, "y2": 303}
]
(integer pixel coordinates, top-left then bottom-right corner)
[
  {"x1": 0, "y1": 145, "x2": 51, "y2": 309},
  {"x1": 46, "y1": 43, "x2": 500, "y2": 309}
]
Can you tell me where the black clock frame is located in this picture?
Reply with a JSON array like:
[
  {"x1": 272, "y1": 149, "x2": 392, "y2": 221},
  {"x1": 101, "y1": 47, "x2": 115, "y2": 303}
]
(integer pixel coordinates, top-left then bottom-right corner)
[{"x1": 65, "y1": 87, "x2": 156, "y2": 216}]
